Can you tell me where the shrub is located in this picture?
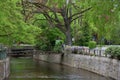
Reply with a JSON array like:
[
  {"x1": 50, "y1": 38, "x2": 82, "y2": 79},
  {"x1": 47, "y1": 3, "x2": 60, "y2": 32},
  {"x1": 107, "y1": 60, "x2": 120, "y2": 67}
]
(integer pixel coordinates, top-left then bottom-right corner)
[
  {"x1": 35, "y1": 41, "x2": 48, "y2": 51},
  {"x1": 105, "y1": 46, "x2": 120, "y2": 60},
  {"x1": 88, "y1": 41, "x2": 96, "y2": 49},
  {"x1": 53, "y1": 40, "x2": 63, "y2": 53}
]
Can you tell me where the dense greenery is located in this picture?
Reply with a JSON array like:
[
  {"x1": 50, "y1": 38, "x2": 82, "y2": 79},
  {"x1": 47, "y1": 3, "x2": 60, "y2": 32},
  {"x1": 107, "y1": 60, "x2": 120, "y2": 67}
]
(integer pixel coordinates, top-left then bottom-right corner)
[
  {"x1": 0, "y1": 0, "x2": 120, "y2": 51},
  {"x1": 35, "y1": 26, "x2": 65, "y2": 51},
  {"x1": 105, "y1": 46, "x2": 120, "y2": 60},
  {"x1": 53, "y1": 39, "x2": 64, "y2": 52},
  {"x1": 73, "y1": 22, "x2": 91, "y2": 46},
  {"x1": 0, "y1": 0, "x2": 40, "y2": 45},
  {"x1": 83, "y1": 0, "x2": 120, "y2": 45},
  {"x1": 23, "y1": 0, "x2": 92, "y2": 45}
]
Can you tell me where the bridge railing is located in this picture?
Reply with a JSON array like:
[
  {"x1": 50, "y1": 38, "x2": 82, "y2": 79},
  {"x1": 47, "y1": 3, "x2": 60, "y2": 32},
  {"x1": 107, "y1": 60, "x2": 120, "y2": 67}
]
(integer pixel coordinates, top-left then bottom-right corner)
[
  {"x1": 0, "y1": 44, "x2": 7, "y2": 60},
  {"x1": 8, "y1": 45, "x2": 35, "y2": 57}
]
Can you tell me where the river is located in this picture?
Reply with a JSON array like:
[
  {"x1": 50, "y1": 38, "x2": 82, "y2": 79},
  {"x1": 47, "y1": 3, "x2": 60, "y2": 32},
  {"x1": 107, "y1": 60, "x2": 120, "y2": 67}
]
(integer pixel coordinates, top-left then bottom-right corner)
[{"x1": 8, "y1": 57, "x2": 114, "y2": 80}]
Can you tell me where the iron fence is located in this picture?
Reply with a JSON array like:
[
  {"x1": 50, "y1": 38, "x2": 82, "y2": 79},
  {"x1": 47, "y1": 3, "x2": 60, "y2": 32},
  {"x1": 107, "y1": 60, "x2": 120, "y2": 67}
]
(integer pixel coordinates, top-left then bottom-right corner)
[{"x1": 64, "y1": 46, "x2": 109, "y2": 57}]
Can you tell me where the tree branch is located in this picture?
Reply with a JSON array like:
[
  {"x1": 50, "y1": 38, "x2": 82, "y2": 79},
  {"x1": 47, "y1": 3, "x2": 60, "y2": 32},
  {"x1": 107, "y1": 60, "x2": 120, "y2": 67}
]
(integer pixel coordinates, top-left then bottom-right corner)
[
  {"x1": 70, "y1": 15, "x2": 83, "y2": 23},
  {"x1": 33, "y1": 2, "x2": 61, "y2": 23},
  {"x1": 33, "y1": 18, "x2": 46, "y2": 25},
  {"x1": 31, "y1": 2, "x2": 53, "y2": 12},
  {"x1": 68, "y1": 7, "x2": 92, "y2": 20},
  {"x1": 55, "y1": 24, "x2": 66, "y2": 34}
]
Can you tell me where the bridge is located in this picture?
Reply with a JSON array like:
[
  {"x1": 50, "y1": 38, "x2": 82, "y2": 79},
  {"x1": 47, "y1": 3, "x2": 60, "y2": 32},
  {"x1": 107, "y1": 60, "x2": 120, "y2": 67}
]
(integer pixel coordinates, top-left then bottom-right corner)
[{"x1": 8, "y1": 45, "x2": 35, "y2": 57}]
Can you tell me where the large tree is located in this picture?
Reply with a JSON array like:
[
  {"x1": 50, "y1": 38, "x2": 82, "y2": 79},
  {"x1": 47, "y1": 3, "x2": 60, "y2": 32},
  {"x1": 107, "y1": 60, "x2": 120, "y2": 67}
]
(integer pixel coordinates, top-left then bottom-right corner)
[{"x1": 23, "y1": 0, "x2": 91, "y2": 45}]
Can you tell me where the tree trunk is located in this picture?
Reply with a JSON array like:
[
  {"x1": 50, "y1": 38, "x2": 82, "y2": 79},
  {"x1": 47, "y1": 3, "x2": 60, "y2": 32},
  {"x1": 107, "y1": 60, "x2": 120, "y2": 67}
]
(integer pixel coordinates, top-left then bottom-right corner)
[{"x1": 65, "y1": 26, "x2": 72, "y2": 46}]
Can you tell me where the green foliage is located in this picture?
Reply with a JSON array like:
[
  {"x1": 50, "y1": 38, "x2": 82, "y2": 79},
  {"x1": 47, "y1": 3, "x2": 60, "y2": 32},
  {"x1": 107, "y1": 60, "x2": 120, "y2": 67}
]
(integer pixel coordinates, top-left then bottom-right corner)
[
  {"x1": 35, "y1": 41, "x2": 48, "y2": 51},
  {"x1": 83, "y1": 0, "x2": 120, "y2": 44},
  {"x1": 53, "y1": 40, "x2": 64, "y2": 53},
  {"x1": 74, "y1": 22, "x2": 91, "y2": 46},
  {"x1": 110, "y1": 22, "x2": 120, "y2": 44},
  {"x1": 1, "y1": 0, "x2": 120, "y2": 48},
  {"x1": 35, "y1": 24, "x2": 65, "y2": 51},
  {"x1": 24, "y1": 0, "x2": 93, "y2": 45},
  {"x1": 88, "y1": 41, "x2": 96, "y2": 49},
  {"x1": 0, "y1": 0, "x2": 40, "y2": 45},
  {"x1": 105, "y1": 47, "x2": 120, "y2": 60}
]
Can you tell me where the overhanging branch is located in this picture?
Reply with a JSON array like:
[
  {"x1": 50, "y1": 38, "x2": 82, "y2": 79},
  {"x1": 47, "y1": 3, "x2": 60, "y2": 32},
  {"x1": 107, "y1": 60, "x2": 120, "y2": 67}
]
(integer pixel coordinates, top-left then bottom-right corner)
[
  {"x1": 68, "y1": 7, "x2": 92, "y2": 20},
  {"x1": 33, "y1": 18, "x2": 46, "y2": 25},
  {"x1": 33, "y1": 2, "x2": 61, "y2": 23},
  {"x1": 70, "y1": 15, "x2": 83, "y2": 23}
]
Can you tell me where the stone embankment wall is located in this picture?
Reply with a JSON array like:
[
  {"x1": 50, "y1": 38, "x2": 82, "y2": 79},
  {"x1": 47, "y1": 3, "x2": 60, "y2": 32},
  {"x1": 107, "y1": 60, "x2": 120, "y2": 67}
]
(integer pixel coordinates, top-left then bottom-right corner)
[
  {"x1": 62, "y1": 54, "x2": 120, "y2": 80},
  {"x1": 33, "y1": 52, "x2": 120, "y2": 80},
  {"x1": 33, "y1": 53, "x2": 62, "y2": 63},
  {"x1": 0, "y1": 58, "x2": 10, "y2": 80}
]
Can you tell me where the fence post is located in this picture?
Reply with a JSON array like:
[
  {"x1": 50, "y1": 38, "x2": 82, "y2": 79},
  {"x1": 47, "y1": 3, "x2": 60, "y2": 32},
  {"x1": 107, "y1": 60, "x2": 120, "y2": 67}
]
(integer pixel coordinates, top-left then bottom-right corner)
[
  {"x1": 89, "y1": 49, "x2": 90, "y2": 55},
  {"x1": 99, "y1": 50, "x2": 101, "y2": 57},
  {"x1": 94, "y1": 49, "x2": 95, "y2": 56}
]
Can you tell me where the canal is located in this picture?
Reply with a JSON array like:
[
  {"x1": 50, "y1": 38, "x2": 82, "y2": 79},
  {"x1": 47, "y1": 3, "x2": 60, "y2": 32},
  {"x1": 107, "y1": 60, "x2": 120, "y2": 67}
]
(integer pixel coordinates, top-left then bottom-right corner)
[{"x1": 8, "y1": 57, "x2": 113, "y2": 80}]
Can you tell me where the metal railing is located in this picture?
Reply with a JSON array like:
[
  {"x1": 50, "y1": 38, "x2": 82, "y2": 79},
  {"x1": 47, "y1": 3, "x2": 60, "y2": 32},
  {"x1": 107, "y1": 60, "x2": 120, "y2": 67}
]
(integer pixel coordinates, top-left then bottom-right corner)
[
  {"x1": 64, "y1": 46, "x2": 108, "y2": 57},
  {"x1": 76, "y1": 49, "x2": 107, "y2": 57},
  {"x1": 0, "y1": 44, "x2": 7, "y2": 60}
]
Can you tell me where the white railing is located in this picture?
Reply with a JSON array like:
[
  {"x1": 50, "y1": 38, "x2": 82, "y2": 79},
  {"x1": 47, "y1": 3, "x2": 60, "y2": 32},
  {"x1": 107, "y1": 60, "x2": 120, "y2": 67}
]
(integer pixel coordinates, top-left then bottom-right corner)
[{"x1": 64, "y1": 46, "x2": 108, "y2": 57}]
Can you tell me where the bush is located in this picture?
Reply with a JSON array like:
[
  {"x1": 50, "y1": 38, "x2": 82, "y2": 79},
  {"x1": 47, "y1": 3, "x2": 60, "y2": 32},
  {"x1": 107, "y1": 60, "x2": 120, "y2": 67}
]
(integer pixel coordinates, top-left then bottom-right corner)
[
  {"x1": 35, "y1": 41, "x2": 48, "y2": 51},
  {"x1": 53, "y1": 40, "x2": 63, "y2": 53},
  {"x1": 88, "y1": 41, "x2": 96, "y2": 49},
  {"x1": 105, "y1": 47, "x2": 120, "y2": 60}
]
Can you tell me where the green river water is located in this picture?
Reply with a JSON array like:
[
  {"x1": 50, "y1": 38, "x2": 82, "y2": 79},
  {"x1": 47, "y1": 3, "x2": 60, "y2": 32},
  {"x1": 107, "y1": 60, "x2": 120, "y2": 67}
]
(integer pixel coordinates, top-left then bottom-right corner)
[{"x1": 8, "y1": 57, "x2": 114, "y2": 80}]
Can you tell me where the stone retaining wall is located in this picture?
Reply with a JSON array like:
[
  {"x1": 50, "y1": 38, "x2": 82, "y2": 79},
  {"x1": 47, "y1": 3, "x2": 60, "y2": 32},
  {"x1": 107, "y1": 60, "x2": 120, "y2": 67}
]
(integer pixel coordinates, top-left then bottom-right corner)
[
  {"x1": 0, "y1": 58, "x2": 10, "y2": 80},
  {"x1": 62, "y1": 54, "x2": 120, "y2": 80},
  {"x1": 33, "y1": 53, "x2": 120, "y2": 80},
  {"x1": 33, "y1": 53, "x2": 62, "y2": 63}
]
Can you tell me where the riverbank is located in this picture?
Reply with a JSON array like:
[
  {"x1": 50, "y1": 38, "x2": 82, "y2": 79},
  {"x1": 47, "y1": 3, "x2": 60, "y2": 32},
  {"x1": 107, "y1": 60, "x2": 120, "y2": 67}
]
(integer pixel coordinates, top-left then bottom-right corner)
[
  {"x1": 0, "y1": 57, "x2": 10, "y2": 80},
  {"x1": 33, "y1": 52, "x2": 120, "y2": 80}
]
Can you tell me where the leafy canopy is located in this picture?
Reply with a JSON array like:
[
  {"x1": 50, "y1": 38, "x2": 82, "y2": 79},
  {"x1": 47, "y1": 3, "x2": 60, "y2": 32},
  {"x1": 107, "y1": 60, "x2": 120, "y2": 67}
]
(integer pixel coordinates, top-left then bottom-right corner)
[{"x1": 0, "y1": 0, "x2": 41, "y2": 45}]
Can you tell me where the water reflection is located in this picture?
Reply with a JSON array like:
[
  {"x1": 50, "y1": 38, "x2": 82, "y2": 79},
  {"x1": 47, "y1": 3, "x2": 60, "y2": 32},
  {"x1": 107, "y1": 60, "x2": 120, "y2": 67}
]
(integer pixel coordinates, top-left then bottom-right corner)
[{"x1": 8, "y1": 57, "x2": 113, "y2": 80}]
